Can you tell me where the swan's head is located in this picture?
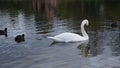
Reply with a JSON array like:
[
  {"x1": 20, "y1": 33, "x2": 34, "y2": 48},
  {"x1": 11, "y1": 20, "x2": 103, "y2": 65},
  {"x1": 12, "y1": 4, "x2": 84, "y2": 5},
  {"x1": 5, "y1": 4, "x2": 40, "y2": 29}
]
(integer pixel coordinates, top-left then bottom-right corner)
[
  {"x1": 81, "y1": 19, "x2": 89, "y2": 27},
  {"x1": 84, "y1": 19, "x2": 89, "y2": 26}
]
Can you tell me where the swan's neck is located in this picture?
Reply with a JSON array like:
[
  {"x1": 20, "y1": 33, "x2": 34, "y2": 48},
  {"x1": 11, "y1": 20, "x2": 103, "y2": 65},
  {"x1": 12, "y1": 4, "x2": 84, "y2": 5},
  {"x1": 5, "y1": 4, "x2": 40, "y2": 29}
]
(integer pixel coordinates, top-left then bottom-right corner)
[{"x1": 81, "y1": 23, "x2": 88, "y2": 39}]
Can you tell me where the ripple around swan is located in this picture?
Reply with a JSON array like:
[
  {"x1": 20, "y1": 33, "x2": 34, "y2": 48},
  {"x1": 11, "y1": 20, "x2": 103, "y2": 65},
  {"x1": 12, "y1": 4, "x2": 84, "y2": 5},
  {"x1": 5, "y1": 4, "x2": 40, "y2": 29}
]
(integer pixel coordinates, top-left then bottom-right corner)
[{"x1": 35, "y1": 21, "x2": 53, "y2": 34}]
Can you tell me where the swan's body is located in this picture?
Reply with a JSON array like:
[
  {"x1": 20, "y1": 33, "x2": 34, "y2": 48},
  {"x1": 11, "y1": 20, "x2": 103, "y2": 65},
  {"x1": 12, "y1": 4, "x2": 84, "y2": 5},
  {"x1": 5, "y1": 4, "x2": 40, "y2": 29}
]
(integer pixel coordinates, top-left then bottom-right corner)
[
  {"x1": 48, "y1": 32, "x2": 88, "y2": 42},
  {"x1": 48, "y1": 19, "x2": 89, "y2": 42}
]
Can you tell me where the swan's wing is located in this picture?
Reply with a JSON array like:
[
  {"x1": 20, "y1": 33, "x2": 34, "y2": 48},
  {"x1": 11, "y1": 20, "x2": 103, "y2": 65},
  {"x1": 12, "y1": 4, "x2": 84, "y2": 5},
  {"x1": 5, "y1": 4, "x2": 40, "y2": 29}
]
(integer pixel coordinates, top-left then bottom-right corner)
[
  {"x1": 47, "y1": 36, "x2": 63, "y2": 42},
  {"x1": 54, "y1": 32, "x2": 85, "y2": 42},
  {"x1": 48, "y1": 32, "x2": 87, "y2": 42}
]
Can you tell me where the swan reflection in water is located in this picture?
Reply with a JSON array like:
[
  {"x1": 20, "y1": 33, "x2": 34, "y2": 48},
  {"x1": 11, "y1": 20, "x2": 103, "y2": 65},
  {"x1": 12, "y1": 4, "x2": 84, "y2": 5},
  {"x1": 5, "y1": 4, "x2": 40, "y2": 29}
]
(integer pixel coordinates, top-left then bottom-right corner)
[
  {"x1": 77, "y1": 41, "x2": 90, "y2": 57},
  {"x1": 49, "y1": 40, "x2": 90, "y2": 57}
]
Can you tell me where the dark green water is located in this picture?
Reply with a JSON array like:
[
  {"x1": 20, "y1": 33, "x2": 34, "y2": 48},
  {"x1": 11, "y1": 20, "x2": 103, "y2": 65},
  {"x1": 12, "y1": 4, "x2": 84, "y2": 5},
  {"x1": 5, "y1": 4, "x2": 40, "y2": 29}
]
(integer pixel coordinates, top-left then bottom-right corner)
[{"x1": 0, "y1": 0, "x2": 120, "y2": 68}]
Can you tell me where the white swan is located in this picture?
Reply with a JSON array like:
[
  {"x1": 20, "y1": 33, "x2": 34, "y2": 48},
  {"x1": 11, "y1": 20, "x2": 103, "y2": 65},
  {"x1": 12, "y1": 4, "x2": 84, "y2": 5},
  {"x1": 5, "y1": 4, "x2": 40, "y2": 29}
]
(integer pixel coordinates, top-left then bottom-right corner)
[{"x1": 47, "y1": 19, "x2": 89, "y2": 42}]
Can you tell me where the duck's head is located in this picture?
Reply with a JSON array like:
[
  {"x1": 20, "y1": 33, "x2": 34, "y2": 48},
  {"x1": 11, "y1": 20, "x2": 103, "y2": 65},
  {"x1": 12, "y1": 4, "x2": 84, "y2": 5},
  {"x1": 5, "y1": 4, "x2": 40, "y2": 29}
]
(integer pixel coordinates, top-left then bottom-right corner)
[
  {"x1": 22, "y1": 34, "x2": 24, "y2": 38},
  {"x1": 4, "y1": 28, "x2": 7, "y2": 31}
]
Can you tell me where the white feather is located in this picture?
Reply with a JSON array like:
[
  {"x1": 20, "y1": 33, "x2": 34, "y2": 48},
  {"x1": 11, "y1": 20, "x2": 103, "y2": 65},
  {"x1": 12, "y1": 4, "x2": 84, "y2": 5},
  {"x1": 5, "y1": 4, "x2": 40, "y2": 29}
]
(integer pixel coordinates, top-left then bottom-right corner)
[{"x1": 47, "y1": 19, "x2": 89, "y2": 42}]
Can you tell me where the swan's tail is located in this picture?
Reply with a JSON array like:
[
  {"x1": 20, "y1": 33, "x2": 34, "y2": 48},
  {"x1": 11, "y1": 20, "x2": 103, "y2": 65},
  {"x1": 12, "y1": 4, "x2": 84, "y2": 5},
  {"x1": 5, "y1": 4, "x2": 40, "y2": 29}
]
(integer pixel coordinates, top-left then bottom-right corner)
[
  {"x1": 47, "y1": 36, "x2": 62, "y2": 42},
  {"x1": 47, "y1": 36, "x2": 58, "y2": 41},
  {"x1": 47, "y1": 36, "x2": 55, "y2": 39}
]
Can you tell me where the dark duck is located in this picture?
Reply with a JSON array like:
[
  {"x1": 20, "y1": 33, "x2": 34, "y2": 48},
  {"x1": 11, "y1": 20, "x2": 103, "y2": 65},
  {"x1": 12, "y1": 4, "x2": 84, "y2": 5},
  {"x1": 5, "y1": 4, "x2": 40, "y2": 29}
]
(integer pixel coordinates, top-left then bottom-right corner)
[
  {"x1": 0, "y1": 28, "x2": 7, "y2": 37},
  {"x1": 15, "y1": 34, "x2": 25, "y2": 43},
  {"x1": 111, "y1": 22, "x2": 117, "y2": 28}
]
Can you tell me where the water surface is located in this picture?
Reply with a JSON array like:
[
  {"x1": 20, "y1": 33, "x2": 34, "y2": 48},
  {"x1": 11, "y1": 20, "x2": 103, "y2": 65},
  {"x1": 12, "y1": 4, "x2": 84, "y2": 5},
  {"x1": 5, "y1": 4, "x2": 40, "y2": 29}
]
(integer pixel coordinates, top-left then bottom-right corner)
[{"x1": 0, "y1": 0, "x2": 120, "y2": 68}]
